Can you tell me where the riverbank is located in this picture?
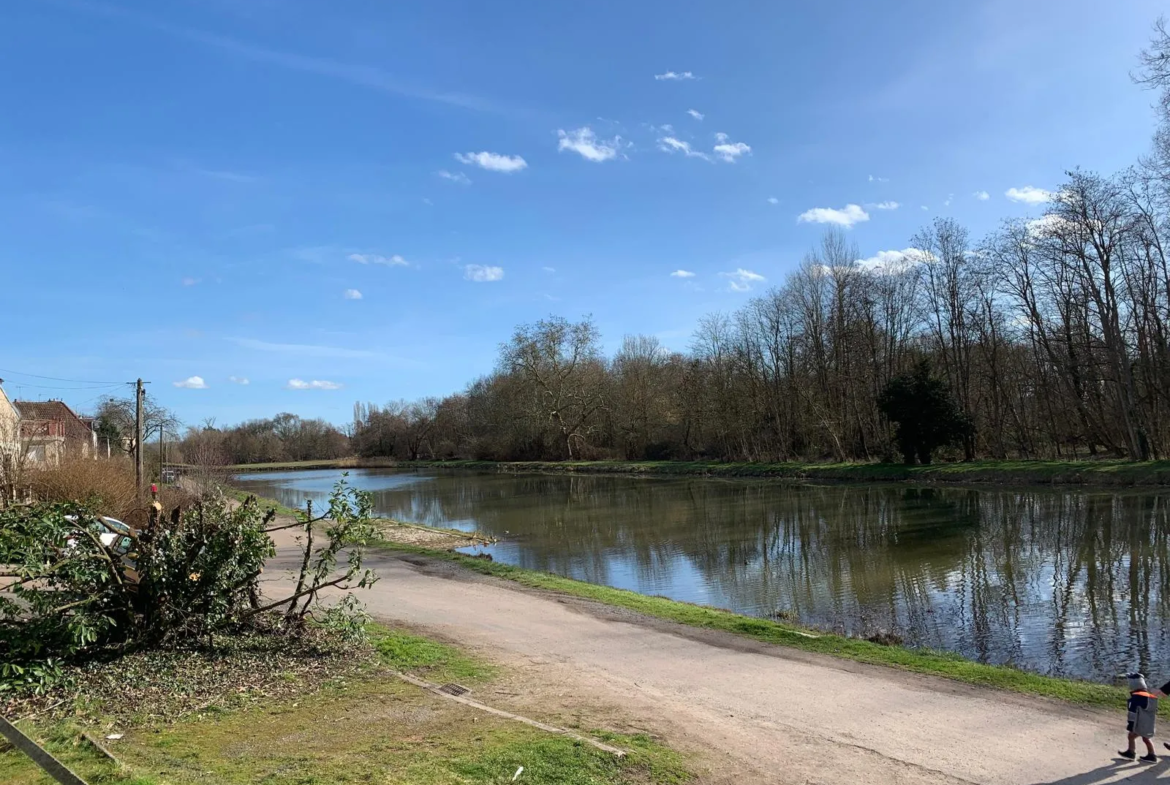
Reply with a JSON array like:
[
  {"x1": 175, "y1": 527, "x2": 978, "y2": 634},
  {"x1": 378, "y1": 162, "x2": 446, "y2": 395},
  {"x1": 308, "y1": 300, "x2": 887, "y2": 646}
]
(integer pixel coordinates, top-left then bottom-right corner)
[
  {"x1": 2, "y1": 625, "x2": 688, "y2": 785},
  {"x1": 373, "y1": 540, "x2": 1140, "y2": 715},
  {"x1": 225, "y1": 457, "x2": 1170, "y2": 486}
]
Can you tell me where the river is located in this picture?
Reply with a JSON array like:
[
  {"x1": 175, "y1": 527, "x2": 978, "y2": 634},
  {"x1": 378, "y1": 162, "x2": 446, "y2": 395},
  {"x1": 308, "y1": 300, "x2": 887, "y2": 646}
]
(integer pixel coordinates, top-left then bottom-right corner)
[{"x1": 233, "y1": 467, "x2": 1170, "y2": 683}]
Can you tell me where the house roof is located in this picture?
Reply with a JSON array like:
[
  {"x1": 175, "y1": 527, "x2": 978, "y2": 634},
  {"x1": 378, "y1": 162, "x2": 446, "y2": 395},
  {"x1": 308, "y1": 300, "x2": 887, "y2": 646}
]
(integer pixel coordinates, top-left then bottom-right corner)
[{"x1": 14, "y1": 400, "x2": 93, "y2": 441}]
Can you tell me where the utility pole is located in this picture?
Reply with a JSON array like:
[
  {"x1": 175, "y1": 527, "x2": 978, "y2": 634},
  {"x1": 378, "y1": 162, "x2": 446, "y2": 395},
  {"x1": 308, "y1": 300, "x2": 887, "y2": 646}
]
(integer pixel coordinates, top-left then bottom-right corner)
[{"x1": 135, "y1": 378, "x2": 144, "y2": 497}]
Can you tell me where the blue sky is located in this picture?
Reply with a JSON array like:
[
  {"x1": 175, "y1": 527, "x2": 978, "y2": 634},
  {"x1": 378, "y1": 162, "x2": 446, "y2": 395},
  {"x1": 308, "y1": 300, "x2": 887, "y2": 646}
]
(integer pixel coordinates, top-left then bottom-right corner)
[{"x1": 0, "y1": 0, "x2": 1163, "y2": 426}]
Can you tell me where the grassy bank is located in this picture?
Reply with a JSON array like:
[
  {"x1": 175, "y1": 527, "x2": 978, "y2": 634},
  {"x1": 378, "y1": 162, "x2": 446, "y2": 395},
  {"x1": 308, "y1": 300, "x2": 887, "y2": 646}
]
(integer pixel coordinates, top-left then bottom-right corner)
[
  {"x1": 377, "y1": 542, "x2": 1140, "y2": 715},
  {"x1": 225, "y1": 457, "x2": 1170, "y2": 486},
  {"x1": 2, "y1": 626, "x2": 690, "y2": 785}
]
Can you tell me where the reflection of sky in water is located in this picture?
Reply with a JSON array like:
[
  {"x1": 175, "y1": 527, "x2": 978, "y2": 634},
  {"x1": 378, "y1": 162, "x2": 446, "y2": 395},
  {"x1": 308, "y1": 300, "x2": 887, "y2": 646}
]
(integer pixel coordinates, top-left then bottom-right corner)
[{"x1": 234, "y1": 468, "x2": 1170, "y2": 682}]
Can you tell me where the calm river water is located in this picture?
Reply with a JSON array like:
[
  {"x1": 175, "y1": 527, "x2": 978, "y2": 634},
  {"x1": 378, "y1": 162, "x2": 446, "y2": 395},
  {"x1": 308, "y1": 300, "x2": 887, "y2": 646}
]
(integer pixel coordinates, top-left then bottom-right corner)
[{"x1": 234, "y1": 468, "x2": 1170, "y2": 682}]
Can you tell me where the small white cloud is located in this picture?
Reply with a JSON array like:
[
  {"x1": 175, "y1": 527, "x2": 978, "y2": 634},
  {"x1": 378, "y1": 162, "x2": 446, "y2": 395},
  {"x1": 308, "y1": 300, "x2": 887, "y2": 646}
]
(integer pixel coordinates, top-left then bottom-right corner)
[
  {"x1": 464, "y1": 264, "x2": 504, "y2": 282},
  {"x1": 557, "y1": 127, "x2": 621, "y2": 162},
  {"x1": 654, "y1": 71, "x2": 696, "y2": 81},
  {"x1": 856, "y1": 248, "x2": 931, "y2": 272},
  {"x1": 671, "y1": 270, "x2": 696, "y2": 278},
  {"x1": 720, "y1": 268, "x2": 765, "y2": 292},
  {"x1": 453, "y1": 151, "x2": 528, "y2": 173},
  {"x1": 1026, "y1": 214, "x2": 1071, "y2": 238},
  {"x1": 767, "y1": 197, "x2": 779, "y2": 205},
  {"x1": 658, "y1": 136, "x2": 710, "y2": 161},
  {"x1": 921, "y1": 205, "x2": 929, "y2": 211},
  {"x1": 712, "y1": 132, "x2": 750, "y2": 163},
  {"x1": 286, "y1": 379, "x2": 343, "y2": 391},
  {"x1": 422, "y1": 197, "x2": 434, "y2": 205},
  {"x1": 436, "y1": 169, "x2": 471, "y2": 185},
  {"x1": 173, "y1": 376, "x2": 208, "y2": 389},
  {"x1": 542, "y1": 266, "x2": 556, "y2": 273},
  {"x1": 944, "y1": 193, "x2": 954, "y2": 207},
  {"x1": 871, "y1": 201, "x2": 900, "y2": 210},
  {"x1": 869, "y1": 174, "x2": 890, "y2": 183},
  {"x1": 797, "y1": 204, "x2": 870, "y2": 228},
  {"x1": 687, "y1": 109, "x2": 704, "y2": 120},
  {"x1": 228, "y1": 376, "x2": 250, "y2": 385},
  {"x1": 349, "y1": 253, "x2": 407, "y2": 266},
  {"x1": 973, "y1": 190, "x2": 990, "y2": 201},
  {"x1": 181, "y1": 277, "x2": 200, "y2": 286},
  {"x1": 343, "y1": 288, "x2": 363, "y2": 300},
  {"x1": 1006, "y1": 186, "x2": 1053, "y2": 204}
]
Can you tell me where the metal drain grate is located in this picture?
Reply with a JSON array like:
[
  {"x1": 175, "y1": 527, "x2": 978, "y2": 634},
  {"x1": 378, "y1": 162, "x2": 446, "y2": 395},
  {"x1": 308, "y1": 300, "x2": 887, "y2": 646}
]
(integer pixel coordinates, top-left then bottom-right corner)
[{"x1": 438, "y1": 683, "x2": 470, "y2": 697}]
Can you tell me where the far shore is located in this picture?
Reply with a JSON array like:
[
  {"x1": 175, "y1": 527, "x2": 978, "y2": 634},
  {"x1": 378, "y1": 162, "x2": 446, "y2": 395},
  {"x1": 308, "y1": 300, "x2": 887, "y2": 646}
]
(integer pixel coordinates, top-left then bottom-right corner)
[{"x1": 218, "y1": 456, "x2": 1170, "y2": 487}]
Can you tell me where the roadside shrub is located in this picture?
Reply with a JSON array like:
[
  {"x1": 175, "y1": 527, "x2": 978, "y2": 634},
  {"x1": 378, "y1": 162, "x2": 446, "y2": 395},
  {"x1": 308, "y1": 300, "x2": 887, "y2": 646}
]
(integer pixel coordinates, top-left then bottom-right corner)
[{"x1": 29, "y1": 457, "x2": 138, "y2": 519}]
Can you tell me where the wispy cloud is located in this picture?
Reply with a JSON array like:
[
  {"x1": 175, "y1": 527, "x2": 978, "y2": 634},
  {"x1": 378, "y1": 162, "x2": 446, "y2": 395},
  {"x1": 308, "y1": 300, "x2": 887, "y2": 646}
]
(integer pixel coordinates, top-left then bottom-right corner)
[
  {"x1": 181, "y1": 276, "x2": 201, "y2": 286},
  {"x1": 797, "y1": 204, "x2": 869, "y2": 228},
  {"x1": 349, "y1": 253, "x2": 407, "y2": 266},
  {"x1": 767, "y1": 197, "x2": 779, "y2": 205},
  {"x1": 654, "y1": 71, "x2": 696, "y2": 81},
  {"x1": 286, "y1": 379, "x2": 343, "y2": 391},
  {"x1": 944, "y1": 193, "x2": 954, "y2": 207},
  {"x1": 712, "y1": 132, "x2": 750, "y2": 163},
  {"x1": 869, "y1": 174, "x2": 890, "y2": 183},
  {"x1": 436, "y1": 169, "x2": 471, "y2": 185},
  {"x1": 658, "y1": 136, "x2": 710, "y2": 161},
  {"x1": 721, "y1": 268, "x2": 765, "y2": 292},
  {"x1": 973, "y1": 190, "x2": 990, "y2": 201},
  {"x1": 464, "y1": 264, "x2": 504, "y2": 282},
  {"x1": 856, "y1": 248, "x2": 931, "y2": 272},
  {"x1": 193, "y1": 167, "x2": 258, "y2": 183},
  {"x1": 454, "y1": 151, "x2": 528, "y2": 173},
  {"x1": 870, "y1": 201, "x2": 900, "y2": 210},
  {"x1": 232, "y1": 337, "x2": 378, "y2": 359},
  {"x1": 66, "y1": 0, "x2": 498, "y2": 113},
  {"x1": 557, "y1": 127, "x2": 621, "y2": 162},
  {"x1": 173, "y1": 376, "x2": 208, "y2": 389},
  {"x1": 542, "y1": 266, "x2": 556, "y2": 273},
  {"x1": 670, "y1": 270, "x2": 696, "y2": 278},
  {"x1": 1006, "y1": 186, "x2": 1053, "y2": 204},
  {"x1": 343, "y1": 288, "x2": 363, "y2": 300},
  {"x1": 228, "y1": 376, "x2": 250, "y2": 385},
  {"x1": 687, "y1": 109, "x2": 704, "y2": 120}
]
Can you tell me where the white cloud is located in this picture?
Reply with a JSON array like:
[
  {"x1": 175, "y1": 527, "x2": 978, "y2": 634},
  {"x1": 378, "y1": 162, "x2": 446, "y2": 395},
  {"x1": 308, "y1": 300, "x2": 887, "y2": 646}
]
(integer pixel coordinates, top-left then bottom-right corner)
[
  {"x1": 349, "y1": 252, "x2": 407, "y2": 266},
  {"x1": 1026, "y1": 214, "x2": 1071, "y2": 238},
  {"x1": 671, "y1": 270, "x2": 696, "y2": 278},
  {"x1": 654, "y1": 71, "x2": 695, "y2": 81},
  {"x1": 973, "y1": 190, "x2": 990, "y2": 201},
  {"x1": 542, "y1": 266, "x2": 556, "y2": 273},
  {"x1": 658, "y1": 136, "x2": 710, "y2": 160},
  {"x1": 869, "y1": 174, "x2": 889, "y2": 183},
  {"x1": 228, "y1": 376, "x2": 250, "y2": 385},
  {"x1": 713, "y1": 140, "x2": 751, "y2": 163},
  {"x1": 797, "y1": 204, "x2": 870, "y2": 228},
  {"x1": 436, "y1": 169, "x2": 471, "y2": 185},
  {"x1": 1006, "y1": 186, "x2": 1053, "y2": 204},
  {"x1": 453, "y1": 151, "x2": 528, "y2": 173},
  {"x1": 944, "y1": 193, "x2": 954, "y2": 207},
  {"x1": 464, "y1": 264, "x2": 504, "y2": 282},
  {"x1": 557, "y1": 127, "x2": 620, "y2": 162},
  {"x1": 871, "y1": 201, "x2": 900, "y2": 210},
  {"x1": 687, "y1": 109, "x2": 704, "y2": 120},
  {"x1": 181, "y1": 276, "x2": 200, "y2": 286},
  {"x1": 720, "y1": 268, "x2": 765, "y2": 292},
  {"x1": 286, "y1": 379, "x2": 343, "y2": 391},
  {"x1": 173, "y1": 376, "x2": 208, "y2": 389},
  {"x1": 856, "y1": 248, "x2": 931, "y2": 272},
  {"x1": 767, "y1": 197, "x2": 779, "y2": 205},
  {"x1": 921, "y1": 205, "x2": 929, "y2": 211},
  {"x1": 343, "y1": 288, "x2": 363, "y2": 300}
]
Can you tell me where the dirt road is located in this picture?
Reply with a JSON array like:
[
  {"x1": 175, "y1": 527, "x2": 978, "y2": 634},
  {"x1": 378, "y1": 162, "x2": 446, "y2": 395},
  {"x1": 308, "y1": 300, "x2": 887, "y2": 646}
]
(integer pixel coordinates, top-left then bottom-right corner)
[{"x1": 265, "y1": 539, "x2": 1149, "y2": 785}]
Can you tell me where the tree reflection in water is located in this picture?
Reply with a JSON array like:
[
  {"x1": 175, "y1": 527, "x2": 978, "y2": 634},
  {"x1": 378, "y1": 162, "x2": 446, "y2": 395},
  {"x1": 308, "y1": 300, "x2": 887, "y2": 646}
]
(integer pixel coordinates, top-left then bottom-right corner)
[{"x1": 235, "y1": 469, "x2": 1170, "y2": 682}]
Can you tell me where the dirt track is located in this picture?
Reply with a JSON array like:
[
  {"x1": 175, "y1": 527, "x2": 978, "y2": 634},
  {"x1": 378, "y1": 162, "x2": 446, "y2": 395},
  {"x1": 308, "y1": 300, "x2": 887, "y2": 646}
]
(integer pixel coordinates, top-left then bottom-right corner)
[{"x1": 265, "y1": 536, "x2": 1152, "y2": 785}]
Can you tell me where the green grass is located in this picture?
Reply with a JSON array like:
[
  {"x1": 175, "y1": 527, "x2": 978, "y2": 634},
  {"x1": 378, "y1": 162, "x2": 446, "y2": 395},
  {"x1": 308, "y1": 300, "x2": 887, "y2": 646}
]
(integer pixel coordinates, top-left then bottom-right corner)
[
  {"x1": 375, "y1": 541, "x2": 1145, "y2": 715},
  {"x1": 370, "y1": 625, "x2": 496, "y2": 684},
  {"x1": 2, "y1": 626, "x2": 688, "y2": 784},
  {"x1": 224, "y1": 457, "x2": 1170, "y2": 486},
  {"x1": 222, "y1": 485, "x2": 304, "y2": 518}
]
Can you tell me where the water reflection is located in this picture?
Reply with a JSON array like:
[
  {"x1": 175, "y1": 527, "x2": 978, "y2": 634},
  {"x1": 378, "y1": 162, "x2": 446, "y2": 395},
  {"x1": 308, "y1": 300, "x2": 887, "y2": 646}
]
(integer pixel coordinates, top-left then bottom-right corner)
[{"x1": 234, "y1": 468, "x2": 1170, "y2": 682}]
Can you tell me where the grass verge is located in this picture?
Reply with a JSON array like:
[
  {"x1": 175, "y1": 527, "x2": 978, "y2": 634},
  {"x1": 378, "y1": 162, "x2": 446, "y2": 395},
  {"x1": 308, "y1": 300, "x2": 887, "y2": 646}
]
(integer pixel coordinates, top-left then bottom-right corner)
[
  {"x1": 377, "y1": 541, "x2": 1143, "y2": 715},
  {"x1": 224, "y1": 457, "x2": 1170, "y2": 486},
  {"x1": 2, "y1": 624, "x2": 689, "y2": 785}
]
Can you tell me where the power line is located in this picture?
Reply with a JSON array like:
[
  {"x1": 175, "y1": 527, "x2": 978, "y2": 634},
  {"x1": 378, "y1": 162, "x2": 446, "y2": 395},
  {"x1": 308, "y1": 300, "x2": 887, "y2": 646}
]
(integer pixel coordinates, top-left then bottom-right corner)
[
  {"x1": 1, "y1": 381, "x2": 125, "y2": 391},
  {"x1": 0, "y1": 366, "x2": 125, "y2": 385}
]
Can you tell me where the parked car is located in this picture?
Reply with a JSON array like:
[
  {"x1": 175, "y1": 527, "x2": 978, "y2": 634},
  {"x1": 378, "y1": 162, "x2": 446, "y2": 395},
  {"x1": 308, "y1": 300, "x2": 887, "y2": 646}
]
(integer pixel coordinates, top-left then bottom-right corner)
[{"x1": 64, "y1": 514, "x2": 140, "y2": 587}]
